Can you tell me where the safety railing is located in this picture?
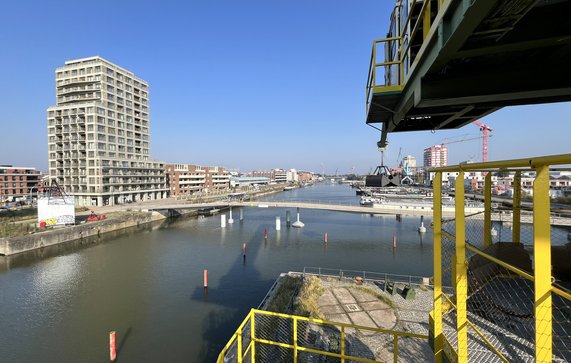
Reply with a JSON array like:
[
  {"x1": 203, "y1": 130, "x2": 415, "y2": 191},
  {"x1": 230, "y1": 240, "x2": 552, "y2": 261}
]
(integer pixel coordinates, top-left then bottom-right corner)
[
  {"x1": 217, "y1": 308, "x2": 428, "y2": 363},
  {"x1": 302, "y1": 266, "x2": 432, "y2": 287},
  {"x1": 366, "y1": 0, "x2": 450, "y2": 114},
  {"x1": 430, "y1": 153, "x2": 571, "y2": 363}
]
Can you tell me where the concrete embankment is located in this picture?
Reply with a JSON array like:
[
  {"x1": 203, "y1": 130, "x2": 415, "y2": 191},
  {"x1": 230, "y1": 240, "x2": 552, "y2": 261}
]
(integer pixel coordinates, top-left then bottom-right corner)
[{"x1": 0, "y1": 211, "x2": 169, "y2": 256}]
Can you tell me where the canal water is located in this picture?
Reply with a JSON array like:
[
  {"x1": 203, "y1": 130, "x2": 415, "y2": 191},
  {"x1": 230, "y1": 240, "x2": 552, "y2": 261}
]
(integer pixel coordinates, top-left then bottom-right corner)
[{"x1": 0, "y1": 183, "x2": 433, "y2": 363}]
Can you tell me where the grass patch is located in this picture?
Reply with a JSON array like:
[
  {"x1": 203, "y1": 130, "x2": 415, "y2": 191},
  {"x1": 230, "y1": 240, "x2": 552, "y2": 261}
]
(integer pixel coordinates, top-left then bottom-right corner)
[
  {"x1": 266, "y1": 275, "x2": 300, "y2": 314},
  {"x1": 294, "y1": 276, "x2": 325, "y2": 319}
]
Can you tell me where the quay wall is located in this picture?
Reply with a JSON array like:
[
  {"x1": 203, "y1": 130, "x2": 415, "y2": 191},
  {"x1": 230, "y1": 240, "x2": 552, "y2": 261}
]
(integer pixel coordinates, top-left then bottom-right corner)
[{"x1": 0, "y1": 211, "x2": 167, "y2": 256}]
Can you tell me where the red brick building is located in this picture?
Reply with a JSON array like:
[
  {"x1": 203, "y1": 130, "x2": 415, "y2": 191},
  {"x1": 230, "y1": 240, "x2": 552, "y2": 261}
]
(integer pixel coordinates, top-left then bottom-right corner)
[
  {"x1": 165, "y1": 164, "x2": 230, "y2": 196},
  {"x1": 0, "y1": 165, "x2": 43, "y2": 201}
]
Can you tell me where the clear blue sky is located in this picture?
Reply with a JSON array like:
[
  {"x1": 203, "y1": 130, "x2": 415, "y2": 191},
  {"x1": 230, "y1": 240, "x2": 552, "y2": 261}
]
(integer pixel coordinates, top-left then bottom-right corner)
[{"x1": 1, "y1": 0, "x2": 569, "y2": 174}]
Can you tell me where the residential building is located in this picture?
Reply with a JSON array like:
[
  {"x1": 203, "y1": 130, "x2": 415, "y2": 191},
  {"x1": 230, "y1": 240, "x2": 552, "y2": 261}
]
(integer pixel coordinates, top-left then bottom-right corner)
[
  {"x1": 0, "y1": 165, "x2": 42, "y2": 201},
  {"x1": 423, "y1": 145, "x2": 448, "y2": 167},
  {"x1": 250, "y1": 169, "x2": 288, "y2": 183},
  {"x1": 286, "y1": 169, "x2": 298, "y2": 183},
  {"x1": 165, "y1": 164, "x2": 230, "y2": 196},
  {"x1": 47, "y1": 56, "x2": 168, "y2": 206}
]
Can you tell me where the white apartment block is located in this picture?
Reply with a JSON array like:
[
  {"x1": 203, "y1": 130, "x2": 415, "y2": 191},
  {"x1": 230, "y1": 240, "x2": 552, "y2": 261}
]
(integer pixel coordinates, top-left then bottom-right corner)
[{"x1": 47, "y1": 56, "x2": 168, "y2": 206}]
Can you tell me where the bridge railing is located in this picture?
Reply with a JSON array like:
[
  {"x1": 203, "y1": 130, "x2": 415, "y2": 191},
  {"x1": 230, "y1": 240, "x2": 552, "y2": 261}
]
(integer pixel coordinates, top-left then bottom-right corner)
[{"x1": 431, "y1": 153, "x2": 571, "y2": 363}]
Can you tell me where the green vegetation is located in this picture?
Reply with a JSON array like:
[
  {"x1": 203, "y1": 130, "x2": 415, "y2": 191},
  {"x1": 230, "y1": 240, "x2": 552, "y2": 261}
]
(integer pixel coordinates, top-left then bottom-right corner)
[
  {"x1": 294, "y1": 276, "x2": 325, "y2": 319},
  {"x1": 266, "y1": 275, "x2": 301, "y2": 314},
  {"x1": 0, "y1": 221, "x2": 40, "y2": 238}
]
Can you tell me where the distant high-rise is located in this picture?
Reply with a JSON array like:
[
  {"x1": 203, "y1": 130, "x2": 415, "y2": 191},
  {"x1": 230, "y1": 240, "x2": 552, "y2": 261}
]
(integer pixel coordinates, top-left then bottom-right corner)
[
  {"x1": 423, "y1": 145, "x2": 448, "y2": 167},
  {"x1": 47, "y1": 56, "x2": 168, "y2": 206},
  {"x1": 402, "y1": 155, "x2": 417, "y2": 168}
]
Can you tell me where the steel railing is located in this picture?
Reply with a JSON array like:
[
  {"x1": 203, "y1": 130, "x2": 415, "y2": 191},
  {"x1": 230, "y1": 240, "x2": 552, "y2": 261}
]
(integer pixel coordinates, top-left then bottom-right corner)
[{"x1": 217, "y1": 308, "x2": 428, "y2": 363}]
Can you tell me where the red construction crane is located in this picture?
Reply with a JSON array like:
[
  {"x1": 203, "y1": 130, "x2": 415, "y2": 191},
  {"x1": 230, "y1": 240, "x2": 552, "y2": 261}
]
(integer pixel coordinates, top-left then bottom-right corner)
[{"x1": 472, "y1": 121, "x2": 493, "y2": 162}]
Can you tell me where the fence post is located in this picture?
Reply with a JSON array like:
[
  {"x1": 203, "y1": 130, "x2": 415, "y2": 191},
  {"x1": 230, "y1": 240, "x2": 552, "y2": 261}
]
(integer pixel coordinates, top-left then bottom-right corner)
[
  {"x1": 250, "y1": 310, "x2": 256, "y2": 362},
  {"x1": 534, "y1": 165, "x2": 552, "y2": 362},
  {"x1": 513, "y1": 171, "x2": 521, "y2": 244},
  {"x1": 484, "y1": 173, "x2": 492, "y2": 247},
  {"x1": 293, "y1": 316, "x2": 298, "y2": 363},
  {"x1": 433, "y1": 171, "x2": 443, "y2": 363},
  {"x1": 341, "y1": 326, "x2": 346, "y2": 363},
  {"x1": 455, "y1": 171, "x2": 468, "y2": 363},
  {"x1": 393, "y1": 334, "x2": 399, "y2": 363},
  {"x1": 237, "y1": 330, "x2": 243, "y2": 363}
]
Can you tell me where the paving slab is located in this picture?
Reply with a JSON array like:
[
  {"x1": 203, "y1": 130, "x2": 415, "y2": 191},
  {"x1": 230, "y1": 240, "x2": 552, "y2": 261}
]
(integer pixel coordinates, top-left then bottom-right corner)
[
  {"x1": 368, "y1": 309, "x2": 397, "y2": 330},
  {"x1": 350, "y1": 289, "x2": 379, "y2": 303},
  {"x1": 348, "y1": 311, "x2": 377, "y2": 328},
  {"x1": 343, "y1": 303, "x2": 363, "y2": 313},
  {"x1": 318, "y1": 289, "x2": 338, "y2": 306},
  {"x1": 360, "y1": 300, "x2": 391, "y2": 311},
  {"x1": 332, "y1": 288, "x2": 357, "y2": 304},
  {"x1": 320, "y1": 304, "x2": 345, "y2": 315}
]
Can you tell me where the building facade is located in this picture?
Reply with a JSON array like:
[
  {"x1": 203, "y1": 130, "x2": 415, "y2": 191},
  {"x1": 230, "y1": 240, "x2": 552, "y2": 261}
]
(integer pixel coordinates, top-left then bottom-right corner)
[
  {"x1": 47, "y1": 56, "x2": 168, "y2": 206},
  {"x1": 0, "y1": 165, "x2": 42, "y2": 202},
  {"x1": 165, "y1": 164, "x2": 230, "y2": 196},
  {"x1": 423, "y1": 145, "x2": 448, "y2": 167}
]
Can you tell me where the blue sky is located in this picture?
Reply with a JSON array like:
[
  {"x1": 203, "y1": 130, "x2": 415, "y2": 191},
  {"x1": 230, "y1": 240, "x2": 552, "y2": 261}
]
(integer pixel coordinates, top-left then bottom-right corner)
[{"x1": 1, "y1": 0, "x2": 569, "y2": 174}]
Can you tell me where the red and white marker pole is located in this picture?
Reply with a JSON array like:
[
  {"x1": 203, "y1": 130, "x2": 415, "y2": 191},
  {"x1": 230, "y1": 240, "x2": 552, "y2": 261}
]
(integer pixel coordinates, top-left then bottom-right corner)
[
  {"x1": 203, "y1": 269, "x2": 208, "y2": 288},
  {"x1": 393, "y1": 235, "x2": 397, "y2": 249},
  {"x1": 109, "y1": 331, "x2": 117, "y2": 362},
  {"x1": 242, "y1": 243, "x2": 246, "y2": 256},
  {"x1": 324, "y1": 232, "x2": 328, "y2": 243},
  {"x1": 264, "y1": 228, "x2": 268, "y2": 240}
]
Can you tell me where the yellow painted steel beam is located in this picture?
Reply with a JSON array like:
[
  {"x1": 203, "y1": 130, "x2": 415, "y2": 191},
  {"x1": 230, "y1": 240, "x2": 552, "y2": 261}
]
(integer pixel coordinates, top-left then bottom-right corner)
[
  {"x1": 455, "y1": 172, "x2": 468, "y2": 363},
  {"x1": 430, "y1": 153, "x2": 571, "y2": 172},
  {"x1": 513, "y1": 171, "x2": 521, "y2": 244},
  {"x1": 466, "y1": 320, "x2": 510, "y2": 363},
  {"x1": 533, "y1": 165, "x2": 552, "y2": 362},
  {"x1": 433, "y1": 172, "x2": 444, "y2": 363},
  {"x1": 250, "y1": 311, "x2": 256, "y2": 361},
  {"x1": 237, "y1": 331, "x2": 243, "y2": 363},
  {"x1": 393, "y1": 335, "x2": 399, "y2": 363},
  {"x1": 484, "y1": 173, "x2": 492, "y2": 248},
  {"x1": 341, "y1": 326, "x2": 346, "y2": 363},
  {"x1": 423, "y1": 0, "x2": 431, "y2": 39},
  {"x1": 293, "y1": 316, "x2": 298, "y2": 363}
]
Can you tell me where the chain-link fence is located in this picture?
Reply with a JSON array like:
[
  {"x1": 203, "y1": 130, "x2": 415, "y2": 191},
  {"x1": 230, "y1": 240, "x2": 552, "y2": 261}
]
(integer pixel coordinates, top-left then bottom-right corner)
[
  {"x1": 217, "y1": 309, "x2": 428, "y2": 362},
  {"x1": 433, "y1": 157, "x2": 571, "y2": 362}
]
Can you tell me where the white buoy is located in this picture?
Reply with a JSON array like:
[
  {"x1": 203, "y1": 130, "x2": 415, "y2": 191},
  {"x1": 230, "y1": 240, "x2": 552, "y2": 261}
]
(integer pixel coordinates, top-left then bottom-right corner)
[
  {"x1": 228, "y1": 207, "x2": 234, "y2": 224},
  {"x1": 491, "y1": 227, "x2": 498, "y2": 237},
  {"x1": 275, "y1": 216, "x2": 281, "y2": 231},
  {"x1": 418, "y1": 216, "x2": 427, "y2": 233},
  {"x1": 221, "y1": 214, "x2": 226, "y2": 228},
  {"x1": 292, "y1": 207, "x2": 305, "y2": 228}
]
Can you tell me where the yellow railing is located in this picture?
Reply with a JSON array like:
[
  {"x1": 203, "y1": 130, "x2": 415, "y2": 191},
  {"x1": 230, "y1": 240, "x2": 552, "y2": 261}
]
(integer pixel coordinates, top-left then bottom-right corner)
[
  {"x1": 366, "y1": 0, "x2": 450, "y2": 112},
  {"x1": 217, "y1": 308, "x2": 428, "y2": 363},
  {"x1": 431, "y1": 153, "x2": 571, "y2": 363}
]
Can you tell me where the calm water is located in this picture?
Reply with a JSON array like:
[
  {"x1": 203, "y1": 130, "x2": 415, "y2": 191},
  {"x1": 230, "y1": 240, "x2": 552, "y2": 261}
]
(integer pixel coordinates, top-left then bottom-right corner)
[{"x1": 0, "y1": 183, "x2": 434, "y2": 363}]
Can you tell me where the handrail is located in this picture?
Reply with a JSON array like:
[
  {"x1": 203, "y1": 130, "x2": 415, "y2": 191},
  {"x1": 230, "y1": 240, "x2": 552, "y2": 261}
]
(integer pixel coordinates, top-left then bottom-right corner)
[{"x1": 218, "y1": 308, "x2": 429, "y2": 362}]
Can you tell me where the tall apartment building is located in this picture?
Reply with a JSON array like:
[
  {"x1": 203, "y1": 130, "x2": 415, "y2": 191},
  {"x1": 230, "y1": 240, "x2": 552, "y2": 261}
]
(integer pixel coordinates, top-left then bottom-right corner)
[
  {"x1": 423, "y1": 145, "x2": 448, "y2": 167},
  {"x1": 0, "y1": 165, "x2": 42, "y2": 201},
  {"x1": 165, "y1": 164, "x2": 230, "y2": 196},
  {"x1": 47, "y1": 56, "x2": 168, "y2": 206}
]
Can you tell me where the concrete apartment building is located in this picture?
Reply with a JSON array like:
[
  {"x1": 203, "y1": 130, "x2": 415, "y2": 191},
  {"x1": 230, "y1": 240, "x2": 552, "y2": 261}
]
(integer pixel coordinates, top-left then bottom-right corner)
[
  {"x1": 0, "y1": 165, "x2": 42, "y2": 202},
  {"x1": 47, "y1": 56, "x2": 168, "y2": 206},
  {"x1": 423, "y1": 145, "x2": 448, "y2": 167},
  {"x1": 165, "y1": 164, "x2": 230, "y2": 196}
]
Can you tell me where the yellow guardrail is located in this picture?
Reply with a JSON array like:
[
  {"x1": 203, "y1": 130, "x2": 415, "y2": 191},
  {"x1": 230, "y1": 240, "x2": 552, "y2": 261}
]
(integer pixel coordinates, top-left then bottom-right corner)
[
  {"x1": 366, "y1": 0, "x2": 450, "y2": 111},
  {"x1": 217, "y1": 308, "x2": 428, "y2": 363},
  {"x1": 431, "y1": 153, "x2": 571, "y2": 363}
]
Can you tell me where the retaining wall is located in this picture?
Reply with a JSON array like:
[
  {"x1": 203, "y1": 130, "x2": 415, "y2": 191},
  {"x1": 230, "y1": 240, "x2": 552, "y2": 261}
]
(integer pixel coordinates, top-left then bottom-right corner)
[{"x1": 0, "y1": 211, "x2": 165, "y2": 256}]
